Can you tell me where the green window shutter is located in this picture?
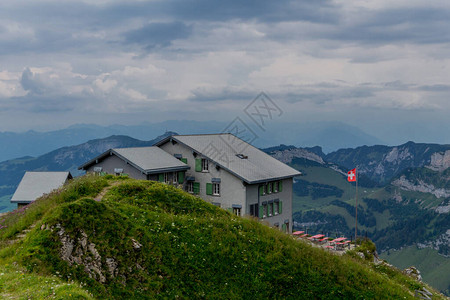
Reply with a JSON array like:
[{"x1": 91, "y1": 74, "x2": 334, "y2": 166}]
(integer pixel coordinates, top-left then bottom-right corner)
[
  {"x1": 259, "y1": 206, "x2": 263, "y2": 219},
  {"x1": 227, "y1": 208, "x2": 233, "y2": 213},
  {"x1": 158, "y1": 173, "x2": 164, "y2": 182},
  {"x1": 178, "y1": 172, "x2": 185, "y2": 184},
  {"x1": 193, "y1": 182, "x2": 200, "y2": 194},
  {"x1": 195, "y1": 158, "x2": 202, "y2": 172},
  {"x1": 279, "y1": 180, "x2": 283, "y2": 192},
  {"x1": 259, "y1": 186, "x2": 264, "y2": 196},
  {"x1": 282, "y1": 223, "x2": 286, "y2": 232},
  {"x1": 206, "y1": 183, "x2": 213, "y2": 195},
  {"x1": 279, "y1": 201, "x2": 283, "y2": 214},
  {"x1": 181, "y1": 158, "x2": 188, "y2": 164}
]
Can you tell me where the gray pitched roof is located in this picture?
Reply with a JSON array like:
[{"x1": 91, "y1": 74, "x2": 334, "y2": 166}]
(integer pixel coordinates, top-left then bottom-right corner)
[
  {"x1": 156, "y1": 134, "x2": 301, "y2": 184},
  {"x1": 79, "y1": 147, "x2": 190, "y2": 174},
  {"x1": 11, "y1": 172, "x2": 72, "y2": 203}
]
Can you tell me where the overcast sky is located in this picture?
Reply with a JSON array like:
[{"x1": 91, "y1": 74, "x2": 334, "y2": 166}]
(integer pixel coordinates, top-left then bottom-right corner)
[{"x1": 0, "y1": 0, "x2": 449, "y2": 144}]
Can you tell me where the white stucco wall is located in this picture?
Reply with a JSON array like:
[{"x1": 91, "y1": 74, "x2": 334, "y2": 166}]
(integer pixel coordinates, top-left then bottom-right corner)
[
  {"x1": 246, "y1": 178, "x2": 293, "y2": 233},
  {"x1": 159, "y1": 141, "x2": 247, "y2": 210}
]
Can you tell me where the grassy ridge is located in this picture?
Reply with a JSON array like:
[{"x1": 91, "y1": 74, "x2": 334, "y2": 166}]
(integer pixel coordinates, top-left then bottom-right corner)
[{"x1": 0, "y1": 176, "x2": 444, "y2": 298}]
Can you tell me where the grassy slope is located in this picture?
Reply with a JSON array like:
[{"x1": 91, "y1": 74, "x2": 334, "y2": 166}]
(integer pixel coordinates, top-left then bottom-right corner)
[
  {"x1": 0, "y1": 176, "x2": 444, "y2": 299},
  {"x1": 0, "y1": 263, "x2": 93, "y2": 299},
  {"x1": 380, "y1": 247, "x2": 450, "y2": 296}
]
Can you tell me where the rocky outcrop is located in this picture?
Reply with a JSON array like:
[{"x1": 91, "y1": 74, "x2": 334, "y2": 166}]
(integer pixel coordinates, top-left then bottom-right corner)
[
  {"x1": 49, "y1": 224, "x2": 120, "y2": 283},
  {"x1": 428, "y1": 150, "x2": 450, "y2": 171},
  {"x1": 417, "y1": 229, "x2": 450, "y2": 256},
  {"x1": 403, "y1": 266, "x2": 422, "y2": 282},
  {"x1": 384, "y1": 147, "x2": 413, "y2": 163},
  {"x1": 325, "y1": 142, "x2": 450, "y2": 184},
  {"x1": 435, "y1": 198, "x2": 450, "y2": 214},
  {"x1": 392, "y1": 176, "x2": 450, "y2": 198},
  {"x1": 55, "y1": 224, "x2": 108, "y2": 283}
]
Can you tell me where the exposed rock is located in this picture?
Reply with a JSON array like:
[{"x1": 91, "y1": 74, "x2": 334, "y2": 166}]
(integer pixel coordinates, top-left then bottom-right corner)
[
  {"x1": 435, "y1": 199, "x2": 450, "y2": 214},
  {"x1": 403, "y1": 266, "x2": 422, "y2": 282},
  {"x1": 428, "y1": 150, "x2": 450, "y2": 171},
  {"x1": 392, "y1": 189, "x2": 403, "y2": 203},
  {"x1": 106, "y1": 258, "x2": 118, "y2": 277},
  {"x1": 415, "y1": 288, "x2": 433, "y2": 300},
  {"x1": 392, "y1": 175, "x2": 450, "y2": 198},
  {"x1": 131, "y1": 238, "x2": 142, "y2": 250},
  {"x1": 53, "y1": 224, "x2": 108, "y2": 283},
  {"x1": 385, "y1": 147, "x2": 412, "y2": 164},
  {"x1": 417, "y1": 229, "x2": 450, "y2": 256}
]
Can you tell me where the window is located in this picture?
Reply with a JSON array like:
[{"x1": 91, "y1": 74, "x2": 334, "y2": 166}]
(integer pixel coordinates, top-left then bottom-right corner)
[
  {"x1": 233, "y1": 207, "x2": 241, "y2": 216},
  {"x1": 273, "y1": 181, "x2": 279, "y2": 193},
  {"x1": 202, "y1": 159, "x2": 209, "y2": 172},
  {"x1": 284, "y1": 222, "x2": 289, "y2": 233},
  {"x1": 249, "y1": 204, "x2": 259, "y2": 217},
  {"x1": 114, "y1": 168, "x2": 123, "y2": 176},
  {"x1": 268, "y1": 182, "x2": 273, "y2": 194},
  {"x1": 269, "y1": 202, "x2": 274, "y2": 217},
  {"x1": 213, "y1": 183, "x2": 220, "y2": 196},
  {"x1": 164, "y1": 172, "x2": 169, "y2": 183},
  {"x1": 186, "y1": 182, "x2": 194, "y2": 193},
  {"x1": 172, "y1": 172, "x2": 178, "y2": 184},
  {"x1": 274, "y1": 201, "x2": 279, "y2": 215},
  {"x1": 263, "y1": 204, "x2": 268, "y2": 218}
]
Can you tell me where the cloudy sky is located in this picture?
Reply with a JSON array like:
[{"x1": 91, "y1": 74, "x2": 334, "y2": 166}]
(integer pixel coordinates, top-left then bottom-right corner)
[{"x1": 0, "y1": 0, "x2": 449, "y2": 144}]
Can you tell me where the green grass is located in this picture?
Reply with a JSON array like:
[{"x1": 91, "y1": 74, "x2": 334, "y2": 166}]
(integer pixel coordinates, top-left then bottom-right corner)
[
  {"x1": 380, "y1": 246, "x2": 450, "y2": 296},
  {"x1": 0, "y1": 176, "x2": 445, "y2": 299},
  {"x1": 0, "y1": 263, "x2": 93, "y2": 299}
]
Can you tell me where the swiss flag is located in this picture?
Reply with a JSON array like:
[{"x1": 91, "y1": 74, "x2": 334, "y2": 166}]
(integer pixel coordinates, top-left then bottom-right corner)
[{"x1": 347, "y1": 168, "x2": 356, "y2": 182}]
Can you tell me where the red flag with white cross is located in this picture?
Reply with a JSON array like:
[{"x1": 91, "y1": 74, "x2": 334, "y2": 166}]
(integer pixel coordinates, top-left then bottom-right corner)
[{"x1": 347, "y1": 168, "x2": 356, "y2": 182}]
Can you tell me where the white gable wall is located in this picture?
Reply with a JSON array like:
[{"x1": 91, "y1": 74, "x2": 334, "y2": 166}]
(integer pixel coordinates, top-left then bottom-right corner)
[
  {"x1": 159, "y1": 141, "x2": 247, "y2": 212},
  {"x1": 85, "y1": 154, "x2": 147, "y2": 180}
]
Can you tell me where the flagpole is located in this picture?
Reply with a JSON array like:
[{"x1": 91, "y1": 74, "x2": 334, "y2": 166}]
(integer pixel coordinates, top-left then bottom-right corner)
[{"x1": 355, "y1": 168, "x2": 358, "y2": 243}]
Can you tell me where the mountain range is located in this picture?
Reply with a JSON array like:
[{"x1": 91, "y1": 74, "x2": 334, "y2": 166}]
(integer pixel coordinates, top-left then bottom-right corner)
[
  {"x1": 0, "y1": 133, "x2": 448, "y2": 294},
  {"x1": 264, "y1": 143, "x2": 449, "y2": 295},
  {"x1": 0, "y1": 121, "x2": 384, "y2": 162}
]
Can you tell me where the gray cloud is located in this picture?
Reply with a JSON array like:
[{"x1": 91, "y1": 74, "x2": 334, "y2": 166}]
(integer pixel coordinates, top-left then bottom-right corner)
[
  {"x1": 0, "y1": 0, "x2": 449, "y2": 143},
  {"x1": 163, "y1": 0, "x2": 339, "y2": 24},
  {"x1": 21, "y1": 68, "x2": 47, "y2": 95},
  {"x1": 187, "y1": 84, "x2": 262, "y2": 102},
  {"x1": 418, "y1": 84, "x2": 450, "y2": 92},
  {"x1": 123, "y1": 22, "x2": 192, "y2": 50}
]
